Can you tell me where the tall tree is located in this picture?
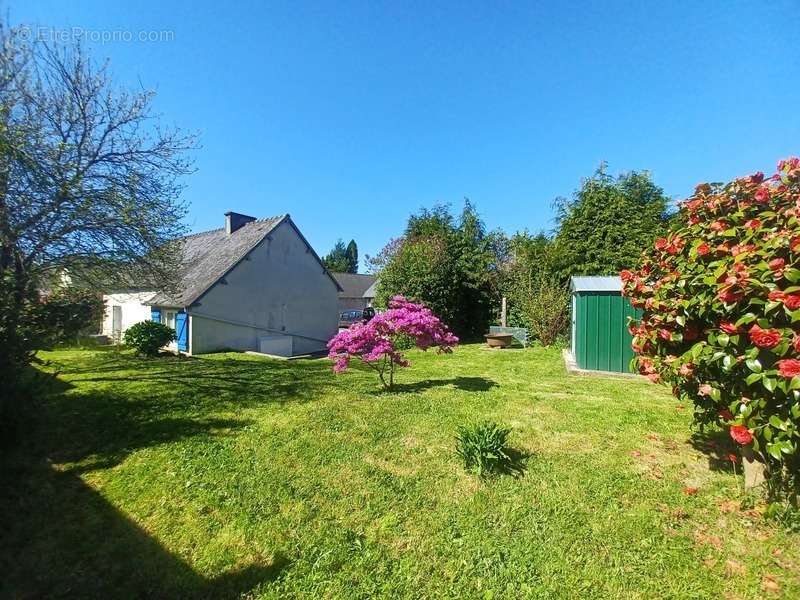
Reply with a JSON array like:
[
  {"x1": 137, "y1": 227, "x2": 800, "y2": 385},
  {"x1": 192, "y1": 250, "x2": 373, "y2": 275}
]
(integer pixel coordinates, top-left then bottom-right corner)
[
  {"x1": 0, "y1": 25, "x2": 195, "y2": 423},
  {"x1": 376, "y1": 200, "x2": 497, "y2": 339},
  {"x1": 345, "y1": 239, "x2": 358, "y2": 273},
  {"x1": 321, "y1": 239, "x2": 351, "y2": 272},
  {"x1": 550, "y1": 164, "x2": 671, "y2": 281}
]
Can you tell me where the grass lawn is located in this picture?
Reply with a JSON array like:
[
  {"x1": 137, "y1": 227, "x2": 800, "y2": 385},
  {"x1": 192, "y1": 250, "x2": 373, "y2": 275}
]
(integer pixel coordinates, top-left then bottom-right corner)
[{"x1": 2, "y1": 344, "x2": 799, "y2": 598}]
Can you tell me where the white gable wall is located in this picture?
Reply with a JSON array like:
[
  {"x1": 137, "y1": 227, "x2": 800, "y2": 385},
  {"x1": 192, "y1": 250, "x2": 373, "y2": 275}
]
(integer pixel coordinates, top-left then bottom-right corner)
[{"x1": 188, "y1": 220, "x2": 339, "y2": 355}]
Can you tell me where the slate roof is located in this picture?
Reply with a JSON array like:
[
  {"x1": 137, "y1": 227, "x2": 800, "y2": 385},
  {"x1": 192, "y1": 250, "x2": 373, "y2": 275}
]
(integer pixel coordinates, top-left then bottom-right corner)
[
  {"x1": 152, "y1": 215, "x2": 287, "y2": 306},
  {"x1": 570, "y1": 276, "x2": 622, "y2": 292},
  {"x1": 331, "y1": 273, "x2": 377, "y2": 299},
  {"x1": 362, "y1": 280, "x2": 377, "y2": 299}
]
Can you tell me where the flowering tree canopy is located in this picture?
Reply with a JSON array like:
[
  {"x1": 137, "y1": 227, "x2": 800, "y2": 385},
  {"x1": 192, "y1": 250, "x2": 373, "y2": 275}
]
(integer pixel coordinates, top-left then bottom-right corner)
[
  {"x1": 327, "y1": 296, "x2": 458, "y2": 390},
  {"x1": 622, "y1": 158, "x2": 800, "y2": 491}
]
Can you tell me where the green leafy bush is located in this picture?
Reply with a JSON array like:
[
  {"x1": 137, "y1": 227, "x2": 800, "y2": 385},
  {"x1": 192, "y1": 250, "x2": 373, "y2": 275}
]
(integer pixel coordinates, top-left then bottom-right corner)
[
  {"x1": 455, "y1": 420, "x2": 512, "y2": 478},
  {"x1": 512, "y1": 275, "x2": 571, "y2": 346},
  {"x1": 123, "y1": 320, "x2": 175, "y2": 356},
  {"x1": 33, "y1": 290, "x2": 105, "y2": 346},
  {"x1": 622, "y1": 157, "x2": 800, "y2": 503}
]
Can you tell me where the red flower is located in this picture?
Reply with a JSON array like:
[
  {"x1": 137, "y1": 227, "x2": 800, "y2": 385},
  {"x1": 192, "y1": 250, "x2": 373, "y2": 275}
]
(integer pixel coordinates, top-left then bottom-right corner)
[
  {"x1": 785, "y1": 294, "x2": 800, "y2": 310},
  {"x1": 696, "y1": 243, "x2": 711, "y2": 256},
  {"x1": 710, "y1": 221, "x2": 727, "y2": 232},
  {"x1": 685, "y1": 198, "x2": 703, "y2": 212},
  {"x1": 794, "y1": 335, "x2": 800, "y2": 353},
  {"x1": 777, "y1": 359, "x2": 800, "y2": 378},
  {"x1": 638, "y1": 358, "x2": 655, "y2": 374},
  {"x1": 748, "y1": 171, "x2": 765, "y2": 184},
  {"x1": 754, "y1": 186, "x2": 771, "y2": 202},
  {"x1": 658, "y1": 328, "x2": 673, "y2": 341},
  {"x1": 655, "y1": 238, "x2": 669, "y2": 251},
  {"x1": 769, "y1": 290, "x2": 786, "y2": 302},
  {"x1": 698, "y1": 384, "x2": 713, "y2": 396},
  {"x1": 748, "y1": 324, "x2": 782, "y2": 348},
  {"x1": 718, "y1": 287, "x2": 743, "y2": 304},
  {"x1": 730, "y1": 425, "x2": 753, "y2": 445},
  {"x1": 791, "y1": 237, "x2": 800, "y2": 252},
  {"x1": 678, "y1": 363, "x2": 694, "y2": 377},
  {"x1": 720, "y1": 322, "x2": 739, "y2": 335},
  {"x1": 718, "y1": 408, "x2": 734, "y2": 421},
  {"x1": 683, "y1": 487, "x2": 699, "y2": 496},
  {"x1": 745, "y1": 219, "x2": 762, "y2": 229},
  {"x1": 769, "y1": 258, "x2": 785, "y2": 270},
  {"x1": 646, "y1": 373, "x2": 661, "y2": 384},
  {"x1": 731, "y1": 244, "x2": 755, "y2": 257},
  {"x1": 620, "y1": 270, "x2": 635, "y2": 283},
  {"x1": 727, "y1": 452, "x2": 739, "y2": 464}
]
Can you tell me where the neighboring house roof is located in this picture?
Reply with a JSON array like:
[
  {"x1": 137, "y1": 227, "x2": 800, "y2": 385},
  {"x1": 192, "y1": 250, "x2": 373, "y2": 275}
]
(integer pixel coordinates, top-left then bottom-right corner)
[
  {"x1": 570, "y1": 276, "x2": 622, "y2": 292},
  {"x1": 152, "y1": 215, "x2": 341, "y2": 307},
  {"x1": 331, "y1": 273, "x2": 376, "y2": 298},
  {"x1": 362, "y1": 280, "x2": 377, "y2": 299}
]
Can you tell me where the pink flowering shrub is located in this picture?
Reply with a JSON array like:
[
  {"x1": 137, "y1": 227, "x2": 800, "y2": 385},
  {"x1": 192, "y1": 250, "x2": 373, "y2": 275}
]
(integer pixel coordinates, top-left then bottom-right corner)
[
  {"x1": 327, "y1": 296, "x2": 459, "y2": 390},
  {"x1": 622, "y1": 157, "x2": 800, "y2": 500}
]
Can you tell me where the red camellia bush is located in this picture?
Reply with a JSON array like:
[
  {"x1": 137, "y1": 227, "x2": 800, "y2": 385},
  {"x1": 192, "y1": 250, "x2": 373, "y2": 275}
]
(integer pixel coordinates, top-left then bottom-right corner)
[{"x1": 622, "y1": 158, "x2": 800, "y2": 499}]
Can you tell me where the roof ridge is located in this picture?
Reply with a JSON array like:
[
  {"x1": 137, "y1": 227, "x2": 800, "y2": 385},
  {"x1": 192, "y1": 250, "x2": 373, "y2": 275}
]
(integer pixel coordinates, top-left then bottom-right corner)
[{"x1": 181, "y1": 214, "x2": 286, "y2": 239}]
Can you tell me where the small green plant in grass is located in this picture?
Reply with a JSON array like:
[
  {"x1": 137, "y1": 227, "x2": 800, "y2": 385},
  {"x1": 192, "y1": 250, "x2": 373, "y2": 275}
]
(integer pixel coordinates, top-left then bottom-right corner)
[
  {"x1": 123, "y1": 321, "x2": 176, "y2": 356},
  {"x1": 455, "y1": 420, "x2": 512, "y2": 478}
]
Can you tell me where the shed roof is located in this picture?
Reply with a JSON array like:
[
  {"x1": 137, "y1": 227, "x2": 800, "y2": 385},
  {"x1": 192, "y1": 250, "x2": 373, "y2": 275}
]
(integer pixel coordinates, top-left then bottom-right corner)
[
  {"x1": 570, "y1": 276, "x2": 622, "y2": 292},
  {"x1": 331, "y1": 272, "x2": 376, "y2": 298}
]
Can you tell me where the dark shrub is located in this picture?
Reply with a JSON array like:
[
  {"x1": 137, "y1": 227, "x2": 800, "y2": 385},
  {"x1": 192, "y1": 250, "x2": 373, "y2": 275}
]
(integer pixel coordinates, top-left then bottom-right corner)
[{"x1": 123, "y1": 321, "x2": 175, "y2": 356}]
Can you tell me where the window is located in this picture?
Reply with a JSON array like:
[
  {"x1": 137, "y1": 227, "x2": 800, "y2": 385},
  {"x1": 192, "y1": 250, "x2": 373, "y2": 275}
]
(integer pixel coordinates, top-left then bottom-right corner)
[{"x1": 164, "y1": 310, "x2": 176, "y2": 330}]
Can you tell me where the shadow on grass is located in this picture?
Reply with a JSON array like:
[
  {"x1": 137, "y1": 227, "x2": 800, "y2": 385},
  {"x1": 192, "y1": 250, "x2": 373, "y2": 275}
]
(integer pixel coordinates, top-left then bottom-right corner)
[
  {"x1": 50, "y1": 349, "x2": 339, "y2": 406},
  {"x1": 0, "y1": 460, "x2": 288, "y2": 598},
  {"x1": 689, "y1": 428, "x2": 738, "y2": 474},
  {"x1": 387, "y1": 376, "x2": 498, "y2": 394},
  {"x1": 495, "y1": 447, "x2": 530, "y2": 478},
  {"x1": 1, "y1": 354, "x2": 298, "y2": 598}
]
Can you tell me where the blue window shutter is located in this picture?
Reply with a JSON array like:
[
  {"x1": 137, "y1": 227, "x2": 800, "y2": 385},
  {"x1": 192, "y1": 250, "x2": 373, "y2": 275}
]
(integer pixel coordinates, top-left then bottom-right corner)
[
  {"x1": 176, "y1": 312, "x2": 188, "y2": 352},
  {"x1": 151, "y1": 308, "x2": 161, "y2": 323}
]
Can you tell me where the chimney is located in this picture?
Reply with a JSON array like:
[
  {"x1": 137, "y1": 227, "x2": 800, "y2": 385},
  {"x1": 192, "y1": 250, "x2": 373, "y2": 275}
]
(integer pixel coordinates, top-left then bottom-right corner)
[{"x1": 225, "y1": 211, "x2": 256, "y2": 235}]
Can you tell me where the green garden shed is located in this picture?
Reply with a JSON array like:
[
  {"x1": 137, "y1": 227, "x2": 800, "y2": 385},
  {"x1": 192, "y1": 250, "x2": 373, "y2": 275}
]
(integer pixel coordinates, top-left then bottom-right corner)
[{"x1": 569, "y1": 276, "x2": 640, "y2": 373}]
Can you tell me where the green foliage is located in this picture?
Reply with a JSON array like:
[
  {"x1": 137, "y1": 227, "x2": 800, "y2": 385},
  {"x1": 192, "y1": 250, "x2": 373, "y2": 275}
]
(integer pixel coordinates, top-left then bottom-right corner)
[
  {"x1": 552, "y1": 165, "x2": 671, "y2": 281},
  {"x1": 624, "y1": 158, "x2": 800, "y2": 504},
  {"x1": 496, "y1": 233, "x2": 570, "y2": 345},
  {"x1": 345, "y1": 240, "x2": 358, "y2": 273},
  {"x1": 0, "y1": 23, "x2": 191, "y2": 425},
  {"x1": 376, "y1": 201, "x2": 498, "y2": 339},
  {"x1": 323, "y1": 239, "x2": 358, "y2": 273},
  {"x1": 455, "y1": 420, "x2": 512, "y2": 478},
  {"x1": 32, "y1": 290, "x2": 105, "y2": 346},
  {"x1": 514, "y1": 276, "x2": 571, "y2": 346},
  {"x1": 123, "y1": 321, "x2": 176, "y2": 356}
]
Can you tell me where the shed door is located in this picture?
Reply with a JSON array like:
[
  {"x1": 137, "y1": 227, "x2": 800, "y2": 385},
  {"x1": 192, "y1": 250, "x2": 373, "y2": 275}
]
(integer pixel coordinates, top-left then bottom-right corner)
[{"x1": 176, "y1": 312, "x2": 188, "y2": 352}]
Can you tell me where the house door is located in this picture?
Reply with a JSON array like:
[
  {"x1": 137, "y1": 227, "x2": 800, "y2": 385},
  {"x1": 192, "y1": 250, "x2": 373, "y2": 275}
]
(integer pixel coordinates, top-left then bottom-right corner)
[
  {"x1": 176, "y1": 312, "x2": 188, "y2": 352},
  {"x1": 112, "y1": 306, "x2": 122, "y2": 335}
]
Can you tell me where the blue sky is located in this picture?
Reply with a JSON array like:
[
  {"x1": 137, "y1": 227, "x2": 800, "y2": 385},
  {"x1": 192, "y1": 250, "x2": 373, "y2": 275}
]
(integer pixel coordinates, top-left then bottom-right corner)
[{"x1": 12, "y1": 1, "x2": 800, "y2": 269}]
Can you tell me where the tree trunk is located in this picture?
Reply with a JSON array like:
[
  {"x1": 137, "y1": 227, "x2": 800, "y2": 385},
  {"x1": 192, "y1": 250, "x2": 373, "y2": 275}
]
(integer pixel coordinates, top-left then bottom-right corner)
[{"x1": 742, "y1": 447, "x2": 766, "y2": 490}]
